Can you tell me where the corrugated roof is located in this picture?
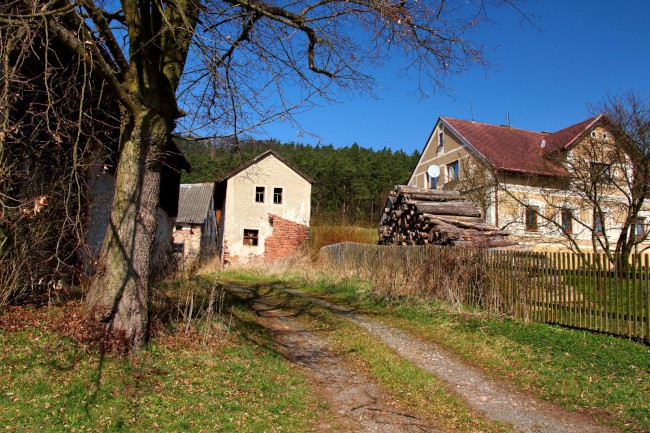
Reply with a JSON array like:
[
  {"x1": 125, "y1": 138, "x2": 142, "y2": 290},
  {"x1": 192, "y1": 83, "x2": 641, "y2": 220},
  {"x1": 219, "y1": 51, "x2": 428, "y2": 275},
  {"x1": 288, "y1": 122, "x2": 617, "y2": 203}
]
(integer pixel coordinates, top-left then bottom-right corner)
[
  {"x1": 176, "y1": 183, "x2": 214, "y2": 224},
  {"x1": 216, "y1": 150, "x2": 314, "y2": 184}
]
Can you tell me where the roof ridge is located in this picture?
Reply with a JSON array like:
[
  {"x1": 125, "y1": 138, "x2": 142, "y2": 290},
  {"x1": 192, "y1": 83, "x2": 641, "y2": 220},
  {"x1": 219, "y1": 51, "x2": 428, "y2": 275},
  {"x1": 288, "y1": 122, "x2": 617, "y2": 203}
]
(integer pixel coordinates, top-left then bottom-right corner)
[
  {"x1": 441, "y1": 116, "x2": 546, "y2": 135},
  {"x1": 216, "y1": 149, "x2": 314, "y2": 184}
]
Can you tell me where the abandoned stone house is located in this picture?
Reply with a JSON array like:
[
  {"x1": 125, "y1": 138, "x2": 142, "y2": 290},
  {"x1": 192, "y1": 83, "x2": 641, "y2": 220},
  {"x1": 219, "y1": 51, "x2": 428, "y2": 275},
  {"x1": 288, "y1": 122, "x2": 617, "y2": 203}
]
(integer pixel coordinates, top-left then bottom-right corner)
[
  {"x1": 86, "y1": 140, "x2": 191, "y2": 275},
  {"x1": 215, "y1": 150, "x2": 313, "y2": 263},
  {"x1": 172, "y1": 183, "x2": 217, "y2": 262},
  {"x1": 408, "y1": 115, "x2": 650, "y2": 251}
]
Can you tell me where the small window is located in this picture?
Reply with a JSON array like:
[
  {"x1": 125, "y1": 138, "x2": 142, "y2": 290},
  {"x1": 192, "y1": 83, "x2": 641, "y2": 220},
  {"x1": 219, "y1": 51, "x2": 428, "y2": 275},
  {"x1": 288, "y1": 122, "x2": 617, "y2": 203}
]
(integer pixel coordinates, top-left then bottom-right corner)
[
  {"x1": 591, "y1": 131, "x2": 597, "y2": 138},
  {"x1": 243, "y1": 229, "x2": 259, "y2": 246},
  {"x1": 273, "y1": 187, "x2": 283, "y2": 204},
  {"x1": 174, "y1": 225, "x2": 183, "y2": 231},
  {"x1": 602, "y1": 133, "x2": 608, "y2": 142},
  {"x1": 255, "y1": 186, "x2": 265, "y2": 203},
  {"x1": 426, "y1": 173, "x2": 438, "y2": 189},
  {"x1": 447, "y1": 160, "x2": 459, "y2": 181},
  {"x1": 636, "y1": 217, "x2": 646, "y2": 238},
  {"x1": 172, "y1": 242, "x2": 184, "y2": 254},
  {"x1": 438, "y1": 132, "x2": 444, "y2": 147},
  {"x1": 590, "y1": 162, "x2": 611, "y2": 183},
  {"x1": 525, "y1": 206, "x2": 539, "y2": 232},
  {"x1": 561, "y1": 209, "x2": 573, "y2": 234},
  {"x1": 594, "y1": 210, "x2": 605, "y2": 235}
]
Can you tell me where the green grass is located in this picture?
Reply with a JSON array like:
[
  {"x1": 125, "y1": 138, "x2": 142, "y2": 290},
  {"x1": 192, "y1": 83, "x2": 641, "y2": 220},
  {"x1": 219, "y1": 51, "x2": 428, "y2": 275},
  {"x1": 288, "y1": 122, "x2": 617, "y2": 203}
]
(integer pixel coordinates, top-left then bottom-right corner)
[
  {"x1": 384, "y1": 306, "x2": 649, "y2": 430},
  {"x1": 223, "y1": 269, "x2": 650, "y2": 433},
  {"x1": 225, "y1": 280, "x2": 510, "y2": 432},
  {"x1": 0, "y1": 282, "x2": 317, "y2": 432}
]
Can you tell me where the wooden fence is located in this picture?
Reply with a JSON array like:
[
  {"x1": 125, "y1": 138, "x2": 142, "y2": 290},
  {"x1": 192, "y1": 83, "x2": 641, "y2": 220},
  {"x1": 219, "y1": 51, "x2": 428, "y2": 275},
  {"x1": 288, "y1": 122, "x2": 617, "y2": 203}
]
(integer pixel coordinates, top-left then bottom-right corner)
[{"x1": 320, "y1": 243, "x2": 650, "y2": 343}]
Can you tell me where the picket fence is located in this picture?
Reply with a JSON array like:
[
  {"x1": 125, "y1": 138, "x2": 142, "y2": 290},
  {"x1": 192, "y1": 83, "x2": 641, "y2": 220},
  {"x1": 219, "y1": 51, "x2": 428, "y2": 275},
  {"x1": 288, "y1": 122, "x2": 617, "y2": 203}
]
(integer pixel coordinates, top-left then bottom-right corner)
[{"x1": 320, "y1": 242, "x2": 650, "y2": 343}]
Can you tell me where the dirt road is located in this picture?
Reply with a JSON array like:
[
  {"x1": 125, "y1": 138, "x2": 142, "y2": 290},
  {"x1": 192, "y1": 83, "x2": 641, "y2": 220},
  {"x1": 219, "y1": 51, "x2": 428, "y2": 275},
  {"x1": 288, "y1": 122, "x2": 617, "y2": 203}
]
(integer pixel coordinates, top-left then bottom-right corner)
[{"x1": 224, "y1": 282, "x2": 617, "y2": 433}]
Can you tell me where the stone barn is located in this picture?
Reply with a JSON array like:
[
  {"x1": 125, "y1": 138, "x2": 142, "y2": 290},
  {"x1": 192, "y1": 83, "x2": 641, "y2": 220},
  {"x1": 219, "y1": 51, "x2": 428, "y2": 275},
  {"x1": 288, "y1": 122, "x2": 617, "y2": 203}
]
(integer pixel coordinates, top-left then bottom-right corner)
[
  {"x1": 173, "y1": 183, "x2": 218, "y2": 263},
  {"x1": 215, "y1": 150, "x2": 313, "y2": 263}
]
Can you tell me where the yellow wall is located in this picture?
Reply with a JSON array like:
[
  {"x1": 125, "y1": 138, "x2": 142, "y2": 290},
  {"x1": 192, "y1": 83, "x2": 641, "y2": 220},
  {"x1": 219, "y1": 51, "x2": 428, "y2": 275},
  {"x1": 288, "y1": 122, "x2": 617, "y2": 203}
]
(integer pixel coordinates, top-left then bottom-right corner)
[
  {"x1": 409, "y1": 122, "x2": 473, "y2": 189},
  {"x1": 407, "y1": 119, "x2": 650, "y2": 251}
]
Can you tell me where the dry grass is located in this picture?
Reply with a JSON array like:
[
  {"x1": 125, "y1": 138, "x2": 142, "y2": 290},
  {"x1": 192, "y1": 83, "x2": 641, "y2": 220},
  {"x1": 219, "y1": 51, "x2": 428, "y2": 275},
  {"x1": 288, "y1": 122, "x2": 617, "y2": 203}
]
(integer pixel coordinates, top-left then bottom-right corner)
[
  {"x1": 319, "y1": 243, "x2": 506, "y2": 310},
  {"x1": 309, "y1": 225, "x2": 376, "y2": 255}
]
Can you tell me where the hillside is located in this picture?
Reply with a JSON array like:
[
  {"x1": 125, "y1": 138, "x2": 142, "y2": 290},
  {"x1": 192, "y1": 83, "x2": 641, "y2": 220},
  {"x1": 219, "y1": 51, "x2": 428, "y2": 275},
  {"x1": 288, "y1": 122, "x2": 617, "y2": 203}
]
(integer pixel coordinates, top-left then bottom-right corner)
[{"x1": 176, "y1": 138, "x2": 420, "y2": 224}]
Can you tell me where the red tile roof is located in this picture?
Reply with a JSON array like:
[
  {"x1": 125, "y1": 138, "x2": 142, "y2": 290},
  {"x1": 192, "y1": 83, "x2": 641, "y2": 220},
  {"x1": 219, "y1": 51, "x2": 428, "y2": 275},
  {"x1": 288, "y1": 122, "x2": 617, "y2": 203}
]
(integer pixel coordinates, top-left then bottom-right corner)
[
  {"x1": 441, "y1": 115, "x2": 604, "y2": 177},
  {"x1": 544, "y1": 114, "x2": 603, "y2": 153}
]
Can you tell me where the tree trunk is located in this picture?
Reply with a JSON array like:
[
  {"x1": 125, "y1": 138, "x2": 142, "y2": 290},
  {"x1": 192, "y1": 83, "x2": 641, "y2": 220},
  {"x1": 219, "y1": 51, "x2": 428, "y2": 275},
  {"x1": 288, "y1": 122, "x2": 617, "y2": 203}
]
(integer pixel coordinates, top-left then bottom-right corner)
[{"x1": 85, "y1": 109, "x2": 169, "y2": 349}]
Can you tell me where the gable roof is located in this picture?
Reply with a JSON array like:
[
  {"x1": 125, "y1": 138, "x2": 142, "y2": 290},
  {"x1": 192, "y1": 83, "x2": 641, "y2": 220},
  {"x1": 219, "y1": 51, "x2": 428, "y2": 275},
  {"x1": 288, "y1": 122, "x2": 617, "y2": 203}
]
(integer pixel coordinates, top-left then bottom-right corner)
[
  {"x1": 176, "y1": 183, "x2": 214, "y2": 224},
  {"x1": 543, "y1": 114, "x2": 604, "y2": 153},
  {"x1": 216, "y1": 149, "x2": 314, "y2": 184},
  {"x1": 439, "y1": 115, "x2": 606, "y2": 177}
]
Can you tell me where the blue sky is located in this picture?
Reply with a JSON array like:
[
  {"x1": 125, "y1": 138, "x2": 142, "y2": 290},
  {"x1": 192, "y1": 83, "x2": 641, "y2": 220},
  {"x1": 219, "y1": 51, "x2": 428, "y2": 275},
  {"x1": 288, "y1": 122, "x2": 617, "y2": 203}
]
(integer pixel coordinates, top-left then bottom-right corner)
[{"x1": 257, "y1": 0, "x2": 650, "y2": 155}]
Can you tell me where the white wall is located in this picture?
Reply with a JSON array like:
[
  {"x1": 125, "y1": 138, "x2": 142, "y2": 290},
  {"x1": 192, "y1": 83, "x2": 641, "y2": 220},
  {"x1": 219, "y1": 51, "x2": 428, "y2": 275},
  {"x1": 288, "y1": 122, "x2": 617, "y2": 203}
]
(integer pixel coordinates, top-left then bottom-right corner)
[{"x1": 223, "y1": 155, "x2": 311, "y2": 262}]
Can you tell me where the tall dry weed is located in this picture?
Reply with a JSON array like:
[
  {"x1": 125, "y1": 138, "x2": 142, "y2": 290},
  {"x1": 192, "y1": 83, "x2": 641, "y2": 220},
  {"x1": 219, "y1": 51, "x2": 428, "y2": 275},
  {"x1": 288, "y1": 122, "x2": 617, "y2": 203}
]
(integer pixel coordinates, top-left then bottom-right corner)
[
  {"x1": 319, "y1": 243, "x2": 525, "y2": 312},
  {"x1": 309, "y1": 225, "x2": 376, "y2": 255}
]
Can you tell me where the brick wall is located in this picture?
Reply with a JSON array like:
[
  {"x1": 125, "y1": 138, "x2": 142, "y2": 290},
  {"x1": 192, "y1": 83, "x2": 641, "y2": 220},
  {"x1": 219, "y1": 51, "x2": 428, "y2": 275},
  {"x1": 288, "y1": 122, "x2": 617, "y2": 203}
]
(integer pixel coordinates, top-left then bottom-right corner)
[{"x1": 264, "y1": 214, "x2": 309, "y2": 259}]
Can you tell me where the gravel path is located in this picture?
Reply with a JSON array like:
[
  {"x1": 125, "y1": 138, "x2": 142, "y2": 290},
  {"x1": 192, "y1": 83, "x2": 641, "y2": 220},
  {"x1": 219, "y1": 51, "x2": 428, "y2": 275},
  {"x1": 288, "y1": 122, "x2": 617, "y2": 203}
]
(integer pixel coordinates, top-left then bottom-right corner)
[
  {"x1": 275, "y1": 285, "x2": 618, "y2": 433},
  {"x1": 227, "y1": 284, "x2": 437, "y2": 432}
]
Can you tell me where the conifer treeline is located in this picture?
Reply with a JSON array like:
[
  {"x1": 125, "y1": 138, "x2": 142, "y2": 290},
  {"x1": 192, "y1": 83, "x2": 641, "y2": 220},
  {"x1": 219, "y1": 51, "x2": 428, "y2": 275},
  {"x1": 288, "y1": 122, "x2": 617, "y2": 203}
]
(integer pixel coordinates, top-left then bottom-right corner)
[{"x1": 176, "y1": 138, "x2": 420, "y2": 224}]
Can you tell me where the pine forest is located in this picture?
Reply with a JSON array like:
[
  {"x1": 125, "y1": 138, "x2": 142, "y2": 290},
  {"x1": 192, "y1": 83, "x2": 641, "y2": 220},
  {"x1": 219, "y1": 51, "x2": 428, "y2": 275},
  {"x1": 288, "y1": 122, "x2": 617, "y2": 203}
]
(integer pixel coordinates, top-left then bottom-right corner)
[{"x1": 176, "y1": 138, "x2": 420, "y2": 225}]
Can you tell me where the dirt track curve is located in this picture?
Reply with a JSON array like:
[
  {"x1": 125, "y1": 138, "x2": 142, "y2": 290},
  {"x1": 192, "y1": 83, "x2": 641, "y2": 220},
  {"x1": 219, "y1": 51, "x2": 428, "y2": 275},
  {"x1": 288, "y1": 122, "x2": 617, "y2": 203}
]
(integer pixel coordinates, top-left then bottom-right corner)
[{"x1": 224, "y1": 282, "x2": 617, "y2": 433}]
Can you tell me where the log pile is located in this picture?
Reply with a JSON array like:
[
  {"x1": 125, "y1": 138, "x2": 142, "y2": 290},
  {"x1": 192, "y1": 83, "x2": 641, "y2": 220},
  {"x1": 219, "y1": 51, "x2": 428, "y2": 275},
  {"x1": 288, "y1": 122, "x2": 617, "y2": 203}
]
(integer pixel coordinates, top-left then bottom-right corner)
[{"x1": 378, "y1": 185, "x2": 515, "y2": 248}]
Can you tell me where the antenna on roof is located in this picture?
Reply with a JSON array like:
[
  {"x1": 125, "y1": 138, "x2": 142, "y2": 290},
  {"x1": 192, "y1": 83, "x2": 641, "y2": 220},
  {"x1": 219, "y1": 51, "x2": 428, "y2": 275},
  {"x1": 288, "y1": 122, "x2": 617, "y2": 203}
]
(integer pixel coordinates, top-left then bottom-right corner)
[
  {"x1": 470, "y1": 105, "x2": 474, "y2": 121},
  {"x1": 506, "y1": 113, "x2": 511, "y2": 127}
]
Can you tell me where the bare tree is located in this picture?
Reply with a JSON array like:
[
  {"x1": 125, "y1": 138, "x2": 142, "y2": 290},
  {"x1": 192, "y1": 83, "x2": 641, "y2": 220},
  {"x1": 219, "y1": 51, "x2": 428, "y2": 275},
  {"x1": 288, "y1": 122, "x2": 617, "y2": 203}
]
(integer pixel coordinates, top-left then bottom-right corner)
[
  {"x1": 497, "y1": 91, "x2": 650, "y2": 267},
  {"x1": 451, "y1": 157, "x2": 494, "y2": 222},
  {"x1": 0, "y1": 16, "x2": 119, "y2": 305},
  {"x1": 1, "y1": 0, "x2": 529, "y2": 349}
]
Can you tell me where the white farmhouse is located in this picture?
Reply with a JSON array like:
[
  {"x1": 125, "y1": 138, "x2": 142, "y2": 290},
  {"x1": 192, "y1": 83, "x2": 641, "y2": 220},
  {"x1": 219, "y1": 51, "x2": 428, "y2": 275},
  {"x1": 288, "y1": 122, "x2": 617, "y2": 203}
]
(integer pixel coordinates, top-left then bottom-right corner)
[{"x1": 215, "y1": 150, "x2": 313, "y2": 263}]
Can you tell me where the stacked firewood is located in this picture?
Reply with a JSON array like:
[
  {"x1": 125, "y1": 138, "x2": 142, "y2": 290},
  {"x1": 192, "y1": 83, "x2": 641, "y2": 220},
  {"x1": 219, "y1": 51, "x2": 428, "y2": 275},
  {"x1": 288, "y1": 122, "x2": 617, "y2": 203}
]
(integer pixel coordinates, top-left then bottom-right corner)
[{"x1": 378, "y1": 185, "x2": 514, "y2": 248}]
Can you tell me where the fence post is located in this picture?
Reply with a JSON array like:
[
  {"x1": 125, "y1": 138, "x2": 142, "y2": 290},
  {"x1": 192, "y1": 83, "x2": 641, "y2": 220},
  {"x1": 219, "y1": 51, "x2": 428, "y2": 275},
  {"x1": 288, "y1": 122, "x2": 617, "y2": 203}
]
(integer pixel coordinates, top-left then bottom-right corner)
[{"x1": 646, "y1": 254, "x2": 650, "y2": 345}]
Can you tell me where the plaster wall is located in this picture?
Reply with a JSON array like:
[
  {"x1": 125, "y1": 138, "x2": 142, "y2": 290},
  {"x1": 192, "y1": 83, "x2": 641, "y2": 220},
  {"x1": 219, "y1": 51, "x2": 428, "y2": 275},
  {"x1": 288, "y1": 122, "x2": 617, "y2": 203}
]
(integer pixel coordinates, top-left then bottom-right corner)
[
  {"x1": 409, "y1": 122, "x2": 473, "y2": 189},
  {"x1": 222, "y1": 155, "x2": 311, "y2": 262}
]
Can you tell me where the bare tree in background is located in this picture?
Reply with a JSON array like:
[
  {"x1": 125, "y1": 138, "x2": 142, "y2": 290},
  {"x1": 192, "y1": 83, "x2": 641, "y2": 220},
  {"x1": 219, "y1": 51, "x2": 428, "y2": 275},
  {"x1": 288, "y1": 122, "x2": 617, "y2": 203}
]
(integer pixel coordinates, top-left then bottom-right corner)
[
  {"x1": 453, "y1": 157, "x2": 494, "y2": 222},
  {"x1": 496, "y1": 91, "x2": 650, "y2": 268},
  {"x1": 1, "y1": 0, "x2": 529, "y2": 349}
]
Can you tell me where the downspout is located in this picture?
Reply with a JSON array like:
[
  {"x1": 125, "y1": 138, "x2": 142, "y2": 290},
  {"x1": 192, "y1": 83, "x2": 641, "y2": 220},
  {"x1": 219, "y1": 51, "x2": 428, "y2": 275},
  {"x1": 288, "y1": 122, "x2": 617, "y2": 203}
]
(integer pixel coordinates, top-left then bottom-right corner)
[{"x1": 494, "y1": 179, "x2": 499, "y2": 227}]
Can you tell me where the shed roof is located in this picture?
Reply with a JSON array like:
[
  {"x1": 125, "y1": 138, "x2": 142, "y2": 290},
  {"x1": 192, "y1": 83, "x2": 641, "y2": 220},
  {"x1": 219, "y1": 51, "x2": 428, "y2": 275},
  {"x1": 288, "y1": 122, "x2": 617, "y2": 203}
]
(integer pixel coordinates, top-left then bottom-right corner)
[{"x1": 176, "y1": 183, "x2": 214, "y2": 224}]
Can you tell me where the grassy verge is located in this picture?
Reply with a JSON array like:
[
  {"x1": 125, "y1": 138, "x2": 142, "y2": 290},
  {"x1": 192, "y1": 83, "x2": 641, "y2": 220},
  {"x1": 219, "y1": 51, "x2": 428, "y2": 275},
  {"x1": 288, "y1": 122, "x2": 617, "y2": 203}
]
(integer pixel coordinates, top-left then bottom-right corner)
[
  {"x1": 0, "y1": 276, "x2": 317, "y2": 432},
  {"x1": 219, "y1": 278, "x2": 511, "y2": 432},
  {"x1": 220, "y1": 268, "x2": 650, "y2": 433}
]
